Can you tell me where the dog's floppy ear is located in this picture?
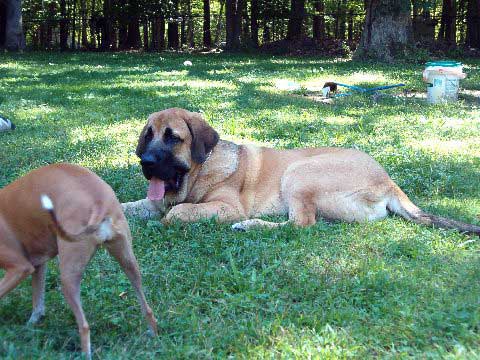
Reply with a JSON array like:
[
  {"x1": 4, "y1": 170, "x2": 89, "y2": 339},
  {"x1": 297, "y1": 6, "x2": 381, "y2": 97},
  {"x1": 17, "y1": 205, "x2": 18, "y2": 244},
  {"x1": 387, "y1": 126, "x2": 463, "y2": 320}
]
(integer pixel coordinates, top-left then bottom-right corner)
[
  {"x1": 135, "y1": 123, "x2": 149, "y2": 157},
  {"x1": 184, "y1": 112, "x2": 219, "y2": 164}
]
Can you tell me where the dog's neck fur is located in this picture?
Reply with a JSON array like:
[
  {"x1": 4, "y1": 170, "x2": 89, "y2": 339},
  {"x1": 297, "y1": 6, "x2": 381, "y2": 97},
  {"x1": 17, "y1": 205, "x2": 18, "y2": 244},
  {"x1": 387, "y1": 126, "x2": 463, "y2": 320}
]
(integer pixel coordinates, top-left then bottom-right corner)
[{"x1": 183, "y1": 140, "x2": 240, "y2": 204}]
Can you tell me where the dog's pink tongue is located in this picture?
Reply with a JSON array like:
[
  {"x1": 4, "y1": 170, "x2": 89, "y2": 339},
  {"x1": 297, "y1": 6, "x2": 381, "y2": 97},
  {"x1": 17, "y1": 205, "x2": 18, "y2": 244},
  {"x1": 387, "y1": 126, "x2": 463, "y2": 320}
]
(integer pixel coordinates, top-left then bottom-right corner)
[{"x1": 147, "y1": 178, "x2": 165, "y2": 201}]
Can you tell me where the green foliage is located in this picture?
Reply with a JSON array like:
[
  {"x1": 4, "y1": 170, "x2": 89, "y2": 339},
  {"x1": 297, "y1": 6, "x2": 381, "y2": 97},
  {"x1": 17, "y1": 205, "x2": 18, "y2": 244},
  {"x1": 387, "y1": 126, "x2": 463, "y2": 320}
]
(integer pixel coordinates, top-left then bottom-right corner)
[{"x1": 1, "y1": 52, "x2": 479, "y2": 358}]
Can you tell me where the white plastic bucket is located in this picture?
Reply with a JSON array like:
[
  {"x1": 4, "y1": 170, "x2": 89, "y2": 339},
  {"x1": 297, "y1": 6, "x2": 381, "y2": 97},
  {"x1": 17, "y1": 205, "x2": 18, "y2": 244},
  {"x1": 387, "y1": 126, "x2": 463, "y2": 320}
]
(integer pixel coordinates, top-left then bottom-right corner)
[{"x1": 423, "y1": 61, "x2": 465, "y2": 104}]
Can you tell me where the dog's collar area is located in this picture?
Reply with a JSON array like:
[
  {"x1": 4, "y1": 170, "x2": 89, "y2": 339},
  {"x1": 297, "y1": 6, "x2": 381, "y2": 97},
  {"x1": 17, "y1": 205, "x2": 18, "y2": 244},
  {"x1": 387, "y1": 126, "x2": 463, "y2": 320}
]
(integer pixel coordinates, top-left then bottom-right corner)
[{"x1": 203, "y1": 149, "x2": 214, "y2": 164}]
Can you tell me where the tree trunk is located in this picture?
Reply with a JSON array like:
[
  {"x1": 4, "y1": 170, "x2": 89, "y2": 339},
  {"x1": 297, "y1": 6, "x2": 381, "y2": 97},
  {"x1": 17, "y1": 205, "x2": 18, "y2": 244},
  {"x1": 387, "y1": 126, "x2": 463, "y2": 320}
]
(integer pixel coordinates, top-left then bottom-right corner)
[
  {"x1": 446, "y1": 0, "x2": 457, "y2": 44},
  {"x1": 214, "y1": 0, "x2": 225, "y2": 45},
  {"x1": 0, "y1": 2, "x2": 6, "y2": 48},
  {"x1": 119, "y1": 22, "x2": 128, "y2": 49},
  {"x1": 126, "y1": 17, "x2": 141, "y2": 48},
  {"x1": 81, "y1": 0, "x2": 88, "y2": 48},
  {"x1": 188, "y1": 17, "x2": 195, "y2": 48},
  {"x1": 89, "y1": 0, "x2": 96, "y2": 49},
  {"x1": 263, "y1": 19, "x2": 270, "y2": 43},
  {"x1": 46, "y1": 2, "x2": 56, "y2": 49},
  {"x1": 159, "y1": 14, "x2": 165, "y2": 49},
  {"x1": 168, "y1": 21, "x2": 180, "y2": 49},
  {"x1": 143, "y1": 17, "x2": 149, "y2": 50},
  {"x1": 338, "y1": 0, "x2": 347, "y2": 39},
  {"x1": 287, "y1": 0, "x2": 305, "y2": 41},
  {"x1": 184, "y1": 0, "x2": 195, "y2": 48},
  {"x1": 187, "y1": 0, "x2": 195, "y2": 49},
  {"x1": 313, "y1": 0, "x2": 325, "y2": 41},
  {"x1": 101, "y1": 0, "x2": 112, "y2": 50},
  {"x1": 458, "y1": 0, "x2": 466, "y2": 43},
  {"x1": 4, "y1": 0, "x2": 25, "y2": 51},
  {"x1": 203, "y1": 0, "x2": 212, "y2": 47},
  {"x1": 347, "y1": 9, "x2": 354, "y2": 41},
  {"x1": 152, "y1": 17, "x2": 159, "y2": 50},
  {"x1": 180, "y1": 17, "x2": 186, "y2": 46},
  {"x1": 168, "y1": 0, "x2": 180, "y2": 49},
  {"x1": 71, "y1": 0, "x2": 77, "y2": 49},
  {"x1": 226, "y1": 0, "x2": 243, "y2": 50},
  {"x1": 466, "y1": 0, "x2": 480, "y2": 47},
  {"x1": 242, "y1": 0, "x2": 249, "y2": 43},
  {"x1": 250, "y1": 0, "x2": 259, "y2": 46},
  {"x1": 438, "y1": 0, "x2": 456, "y2": 44},
  {"x1": 354, "y1": 0, "x2": 413, "y2": 62}
]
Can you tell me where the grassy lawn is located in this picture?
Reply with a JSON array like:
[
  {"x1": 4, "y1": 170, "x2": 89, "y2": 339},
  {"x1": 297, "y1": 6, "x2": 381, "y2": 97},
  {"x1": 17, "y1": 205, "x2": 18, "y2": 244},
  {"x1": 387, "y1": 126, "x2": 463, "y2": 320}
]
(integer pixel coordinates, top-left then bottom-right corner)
[{"x1": 0, "y1": 52, "x2": 479, "y2": 359}]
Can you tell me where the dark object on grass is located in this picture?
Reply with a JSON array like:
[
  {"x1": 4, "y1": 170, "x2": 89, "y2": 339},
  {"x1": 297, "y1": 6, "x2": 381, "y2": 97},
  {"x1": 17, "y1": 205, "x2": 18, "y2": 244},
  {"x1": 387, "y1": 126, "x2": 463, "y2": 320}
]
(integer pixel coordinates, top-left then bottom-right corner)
[
  {"x1": 322, "y1": 82, "x2": 338, "y2": 93},
  {"x1": 0, "y1": 115, "x2": 15, "y2": 131}
]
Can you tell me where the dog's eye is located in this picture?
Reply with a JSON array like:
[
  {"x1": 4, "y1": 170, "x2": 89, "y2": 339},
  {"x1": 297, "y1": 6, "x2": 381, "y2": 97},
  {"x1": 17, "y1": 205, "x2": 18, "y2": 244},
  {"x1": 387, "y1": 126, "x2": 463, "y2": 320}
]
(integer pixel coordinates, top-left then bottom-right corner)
[
  {"x1": 164, "y1": 127, "x2": 183, "y2": 144},
  {"x1": 145, "y1": 127, "x2": 153, "y2": 143}
]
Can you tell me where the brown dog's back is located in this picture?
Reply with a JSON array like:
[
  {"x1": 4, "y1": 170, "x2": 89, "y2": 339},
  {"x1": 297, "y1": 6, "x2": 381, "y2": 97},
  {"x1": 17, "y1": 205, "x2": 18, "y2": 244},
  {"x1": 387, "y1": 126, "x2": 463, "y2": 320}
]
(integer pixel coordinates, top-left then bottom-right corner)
[{"x1": 0, "y1": 163, "x2": 122, "y2": 258}]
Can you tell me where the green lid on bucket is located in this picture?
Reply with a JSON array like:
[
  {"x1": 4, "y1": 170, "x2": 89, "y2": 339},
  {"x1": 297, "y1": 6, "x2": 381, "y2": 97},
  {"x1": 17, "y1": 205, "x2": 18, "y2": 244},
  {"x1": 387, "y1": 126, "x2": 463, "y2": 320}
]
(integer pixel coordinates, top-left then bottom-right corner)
[{"x1": 425, "y1": 60, "x2": 462, "y2": 67}]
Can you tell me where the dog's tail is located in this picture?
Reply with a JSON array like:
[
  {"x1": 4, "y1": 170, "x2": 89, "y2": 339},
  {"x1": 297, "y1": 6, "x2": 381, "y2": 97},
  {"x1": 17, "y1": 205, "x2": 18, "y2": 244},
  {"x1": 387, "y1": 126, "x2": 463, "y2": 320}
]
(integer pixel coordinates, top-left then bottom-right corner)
[
  {"x1": 41, "y1": 194, "x2": 80, "y2": 241},
  {"x1": 387, "y1": 185, "x2": 480, "y2": 236},
  {"x1": 41, "y1": 194, "x2": 113, "y2": 242}
]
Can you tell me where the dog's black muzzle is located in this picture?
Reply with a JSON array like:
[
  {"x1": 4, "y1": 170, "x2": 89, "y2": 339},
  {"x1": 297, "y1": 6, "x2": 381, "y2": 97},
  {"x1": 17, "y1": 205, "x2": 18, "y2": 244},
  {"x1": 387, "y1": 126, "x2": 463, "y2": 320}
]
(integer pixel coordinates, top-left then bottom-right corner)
[{"x1": 140, "y1": 149, "x2": 190, "y2": 192}]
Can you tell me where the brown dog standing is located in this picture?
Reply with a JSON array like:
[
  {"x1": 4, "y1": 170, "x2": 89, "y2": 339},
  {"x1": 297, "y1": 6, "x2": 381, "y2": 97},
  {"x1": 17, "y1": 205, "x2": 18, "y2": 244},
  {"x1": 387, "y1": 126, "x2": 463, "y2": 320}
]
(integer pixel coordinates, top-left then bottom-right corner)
[{"x1": 0, "y1": 163, "x2": 157, "y2": 359}]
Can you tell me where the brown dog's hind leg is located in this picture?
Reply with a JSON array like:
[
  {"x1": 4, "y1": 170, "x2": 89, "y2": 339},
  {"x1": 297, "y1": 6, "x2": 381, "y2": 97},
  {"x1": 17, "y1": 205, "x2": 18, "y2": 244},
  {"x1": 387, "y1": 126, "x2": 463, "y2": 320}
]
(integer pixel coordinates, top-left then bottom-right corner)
[
  {"x1": 58, "y1": 238, "x2": 97, "y2": 360},
  {"x1": 104, "y1": 230, "x2": 158, "y2": 336},
  {"x1": 288, "y1": 195, "x2": 317, "y2": 227},
  {"x1": 28, "y1": 263, "x2": 47, "y2": 324},
  {"x1": 232, "y1": 194, "x2": 316, "y2": 231},
  {"x1": 0, "y1": 248, "x2": 34, "y2": 299}
]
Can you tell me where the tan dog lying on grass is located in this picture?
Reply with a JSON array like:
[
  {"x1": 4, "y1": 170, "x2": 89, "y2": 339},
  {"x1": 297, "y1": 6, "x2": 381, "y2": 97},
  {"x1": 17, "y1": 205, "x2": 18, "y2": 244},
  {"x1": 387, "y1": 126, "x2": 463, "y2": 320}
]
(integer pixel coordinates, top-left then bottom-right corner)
[
  {"x1": 122, "y1": 108, "x2": 480, "y2": 236},
  {"x1": 0, "y1": 163, "x2": 157, "y2": 359}
]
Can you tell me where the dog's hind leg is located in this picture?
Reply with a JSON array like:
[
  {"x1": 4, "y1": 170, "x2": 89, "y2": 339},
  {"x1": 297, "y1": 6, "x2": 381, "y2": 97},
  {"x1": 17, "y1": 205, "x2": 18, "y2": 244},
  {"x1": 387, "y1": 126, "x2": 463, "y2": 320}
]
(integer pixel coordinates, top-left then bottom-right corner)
[
  {"x1": 287, "y1": 193, "x2": 317, "y2": 227},
  {"x1": 58, "y1": 238, "x2": 97, "y2": 360},
  {"x1": 232, "y1": 192, "x2": 316, "y2": 231},
  {"x1": 104, "y1": 226, "x2": 157, "y2": 336},
  {"x1": 28, "y1": 263, "x2": 47, "y2": 324}
]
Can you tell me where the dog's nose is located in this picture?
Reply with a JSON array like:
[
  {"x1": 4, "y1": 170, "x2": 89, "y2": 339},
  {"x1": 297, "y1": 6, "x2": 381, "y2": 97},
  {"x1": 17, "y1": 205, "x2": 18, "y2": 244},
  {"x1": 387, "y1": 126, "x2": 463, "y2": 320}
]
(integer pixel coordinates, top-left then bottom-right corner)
[{"x1": 140, "y1": 153, "x2": 156, "y2": 167}]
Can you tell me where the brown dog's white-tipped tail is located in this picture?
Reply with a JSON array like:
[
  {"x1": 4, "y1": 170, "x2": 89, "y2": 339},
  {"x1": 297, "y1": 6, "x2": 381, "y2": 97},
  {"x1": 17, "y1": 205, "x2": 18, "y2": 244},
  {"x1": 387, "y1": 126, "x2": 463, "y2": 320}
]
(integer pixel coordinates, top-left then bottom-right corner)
[
  {"x1": 388, "y1": 185, "x2": 480, "y2": 236},
  {"x1": 41, "y1": 194, "x2": 81, "y2": 242}
]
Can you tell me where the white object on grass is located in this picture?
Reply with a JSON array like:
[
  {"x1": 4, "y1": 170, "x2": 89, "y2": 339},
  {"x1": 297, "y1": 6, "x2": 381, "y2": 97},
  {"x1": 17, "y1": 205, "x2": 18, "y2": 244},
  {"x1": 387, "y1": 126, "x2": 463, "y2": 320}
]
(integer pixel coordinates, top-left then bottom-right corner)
[
  {"x1": 322, "y1": 86, "x2": 330, "y2": 97},
  {"x1": 275, "y1": 79, "x2": 301, "y2": 91},
  {"x1": 423, "y1": 61, "x2": 466, "y2": 104},
  {"x1": 183, "y1": 60, "x2": 193, "y2": 66},
  {"x1": 0, "y1": 115, "x2": 15, "y2": 132}
]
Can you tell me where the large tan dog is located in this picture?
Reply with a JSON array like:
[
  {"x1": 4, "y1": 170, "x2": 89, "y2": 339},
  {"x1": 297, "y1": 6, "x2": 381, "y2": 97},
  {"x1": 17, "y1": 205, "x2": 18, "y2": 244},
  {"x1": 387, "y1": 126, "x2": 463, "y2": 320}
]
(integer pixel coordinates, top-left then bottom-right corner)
[
  {"x1": 0, "y1": 163, "x2": 157, "y2": 359},
  {"x1": 122, "y1": 108, "x2": 480, "y2": 236}
]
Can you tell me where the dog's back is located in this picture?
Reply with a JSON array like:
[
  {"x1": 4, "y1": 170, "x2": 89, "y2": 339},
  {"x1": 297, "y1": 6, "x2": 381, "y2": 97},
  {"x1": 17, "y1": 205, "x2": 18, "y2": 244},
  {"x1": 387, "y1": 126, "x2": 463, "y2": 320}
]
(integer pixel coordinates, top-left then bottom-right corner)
[{"x1": 0, "y1": 163, "x2": 123, "y2": 258}]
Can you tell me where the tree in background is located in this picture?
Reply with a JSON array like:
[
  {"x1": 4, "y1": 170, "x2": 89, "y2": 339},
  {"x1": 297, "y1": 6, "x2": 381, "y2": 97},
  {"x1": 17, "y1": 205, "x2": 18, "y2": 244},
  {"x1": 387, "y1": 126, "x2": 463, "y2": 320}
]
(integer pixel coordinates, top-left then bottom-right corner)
[
  {"x1": 313, "y1": 0, "x2": 326, "y2": 42},
  {"x1": 8, "y1": 0, "x2": 480, "y2": 57},
  {"x1": 466, "y1": 0, "x2": 480, "y2": 48},
  {"x1": 286, "y1": 0, "x2": 306, "y2": 41},
  {"x1": 438, "y1": 0, "x2": 456, "y2": 44},
  {"x1": 3, "y1": 0, "x2": 25, "y2": 50},
  {"x1": 203, "y1": 0, "x2": 212, "y2": 47},
  {"x1": 354, "y1": 0, "x2": 413, "y2": 61},
  {"x1": 226, "y1": 0, "x2": 243, "y2": 50}
]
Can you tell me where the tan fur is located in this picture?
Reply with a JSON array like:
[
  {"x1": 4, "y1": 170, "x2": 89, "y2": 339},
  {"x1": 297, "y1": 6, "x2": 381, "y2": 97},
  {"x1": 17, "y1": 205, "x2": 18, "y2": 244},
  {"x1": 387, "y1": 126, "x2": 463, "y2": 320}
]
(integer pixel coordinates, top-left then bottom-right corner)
[
  {"x1": 0, "y1": 163, "x2": 158, "y2": 360},
  {"x1": 124, "y1": 108, "x2": 480, "y2": 236}
]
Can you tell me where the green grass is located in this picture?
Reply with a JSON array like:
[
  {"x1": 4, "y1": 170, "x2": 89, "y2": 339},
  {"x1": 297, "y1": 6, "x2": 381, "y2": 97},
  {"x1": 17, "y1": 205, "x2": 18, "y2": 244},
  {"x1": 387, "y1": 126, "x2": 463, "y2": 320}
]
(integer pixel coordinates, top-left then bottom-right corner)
[{"x1": 1, "y1": 52, "x2": 479, "y2": 359}]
